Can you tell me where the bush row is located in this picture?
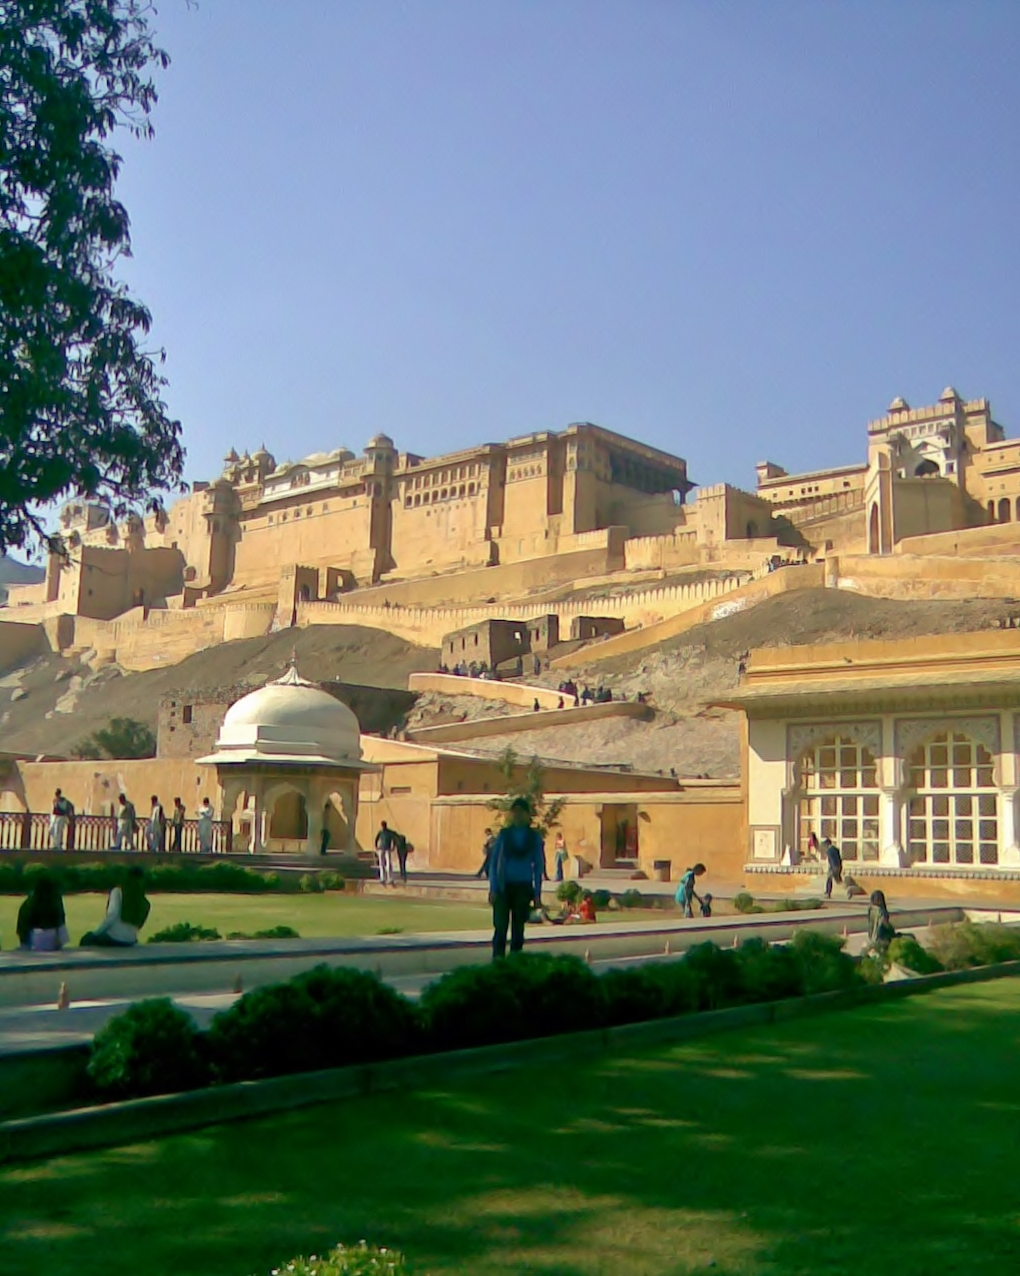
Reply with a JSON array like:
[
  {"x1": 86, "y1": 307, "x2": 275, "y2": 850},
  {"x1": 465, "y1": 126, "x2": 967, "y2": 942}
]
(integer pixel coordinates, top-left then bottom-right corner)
[
  {"x1": 0, "y1": 860, "x2": 349, "y2": 895},
  {"x1": 253, "y1": 1243, "x2": 407, "y2": 1275},
  {"x1": 88, "y1": 929, "x2": 861, "y2": 1101}
]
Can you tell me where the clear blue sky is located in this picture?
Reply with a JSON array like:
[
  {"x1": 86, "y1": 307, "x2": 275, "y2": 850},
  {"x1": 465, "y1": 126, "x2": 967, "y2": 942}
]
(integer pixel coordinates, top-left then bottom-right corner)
[{"x1": 116, "y1": 0, "x2": 1020, "y2": 493}]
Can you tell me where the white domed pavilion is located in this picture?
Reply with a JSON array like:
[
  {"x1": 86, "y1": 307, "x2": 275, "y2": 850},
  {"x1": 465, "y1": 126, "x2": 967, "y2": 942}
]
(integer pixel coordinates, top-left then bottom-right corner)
[{"x1": 199, "y1": 665, "x2": 375, "y2": 858}]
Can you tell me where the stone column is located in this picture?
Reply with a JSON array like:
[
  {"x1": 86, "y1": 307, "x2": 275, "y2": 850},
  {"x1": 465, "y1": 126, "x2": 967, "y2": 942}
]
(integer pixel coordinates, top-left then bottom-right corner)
[
  {"x1": 998, "y1": 711, "x2": 1020, "y2": 866},
  {"x1": 878, "y1": 716, "x2": 906, "y2": 867}
]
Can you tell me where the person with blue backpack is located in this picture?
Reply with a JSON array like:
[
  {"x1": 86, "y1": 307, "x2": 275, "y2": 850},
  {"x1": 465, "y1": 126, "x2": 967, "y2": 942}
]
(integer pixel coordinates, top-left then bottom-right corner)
[{"x1": 488, "y1": 797, "x2": 546, "y2": 958}]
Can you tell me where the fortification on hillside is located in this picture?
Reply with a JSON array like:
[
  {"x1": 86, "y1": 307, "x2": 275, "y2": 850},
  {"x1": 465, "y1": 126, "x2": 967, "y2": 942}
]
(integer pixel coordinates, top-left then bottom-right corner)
[{"x1": 7, "y1": 390, "x2": 1020, "y2": 672}]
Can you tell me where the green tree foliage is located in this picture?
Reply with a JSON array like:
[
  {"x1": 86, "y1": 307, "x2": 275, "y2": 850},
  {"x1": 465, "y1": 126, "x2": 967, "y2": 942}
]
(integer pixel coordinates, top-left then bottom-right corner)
[
  {"x1": 0, "y1": 0, "x2": 185, "y2": 552},
  {"x1": 73, "y1": 714, "x2": 155, "y2": 758},
  {"x1": 486, "y1": 745, "x2": 565, "y2": 833}
]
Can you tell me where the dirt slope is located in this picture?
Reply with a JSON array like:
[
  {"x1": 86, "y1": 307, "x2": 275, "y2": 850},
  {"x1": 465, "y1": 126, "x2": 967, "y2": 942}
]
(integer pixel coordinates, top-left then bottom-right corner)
[
  {"x1": 443, "y1": 589, "x2": 1020, "y2": 779},
  {"x1": 0, "y1": 626, "x2": 438, "y2": 757}
]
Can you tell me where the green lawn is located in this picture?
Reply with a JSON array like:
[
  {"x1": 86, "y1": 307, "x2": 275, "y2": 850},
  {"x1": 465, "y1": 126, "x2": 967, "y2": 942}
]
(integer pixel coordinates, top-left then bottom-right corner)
[
  {"x1": 3, "y1": 979, "x2": 1019, "y2": 1275},
  {"x1": 0, "y1": 892, "x2": 490, "y2": 947}
]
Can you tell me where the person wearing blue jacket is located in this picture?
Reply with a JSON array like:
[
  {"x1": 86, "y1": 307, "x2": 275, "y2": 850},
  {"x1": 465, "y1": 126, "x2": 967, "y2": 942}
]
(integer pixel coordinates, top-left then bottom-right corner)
[{"x1": 488, "y1": 797, "x2": 546, "y2": 958}]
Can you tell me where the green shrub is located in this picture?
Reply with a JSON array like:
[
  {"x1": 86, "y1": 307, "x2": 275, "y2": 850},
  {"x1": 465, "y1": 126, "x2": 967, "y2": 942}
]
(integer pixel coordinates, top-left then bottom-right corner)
[
  {"x1": 0, "y1": 859, "x2": 289, "y2": 897},
  {"x1": 255, "y1": 1243, "x2": 407, "y2": 1275},
  {"x1": 620, "y1": 888, "x2": 645, "y2": 909},
  {"x1": 734, "y1": 937, "x2": 805, "y2": 1002},
  {"x1": 555, "y1": 880, "x2": 582, "y2": 904},
  {"x1": 147, "y1": 922, "x2": 221, "y2": 943},
  {"x1": 680, "y1": 942, "x2": 745, "y2": 1009},
  {"x1": 929, "y1": 922, "x2": 1020, "y2": 971},
  {"x1": 858, "y1": 951, "x2": 888, "y2": 985},
  {"x1": 226, "y1": 925, "x2": 301, "y2": 940},
  {"x1": 732, "y1": 891, "x2": 757, "y2": 914},
  {"x1": 773, "y1": 897, "x2": 822, "y2": 913},
  {"x1": 591, "y1": 888, "x2": 612, "y2": 910},
  {"x1": 207, "y1": 965, "x2": 421, "y2": 1083},
  {"x1": 319, "y1": 871, "x2": 346, "y2": 891},
  {"x1": 422, "y1": 953, "x2": 604, "y2": 1051},
  {"x1": 600, "y1": 966, "x2": 668, "y2": 1025},
  {"x1": 887, "y1": 935, "x2": 943, "y2": 975},
  {"x1": 791, "y1": 929, "x2": 859, "y2": 995},
  {"x1": 87, "y1": 998, "x2": 208, "y2": 1100},
  {"x1": 299, "y1": 873, "x2": 323, "y2": 893}
]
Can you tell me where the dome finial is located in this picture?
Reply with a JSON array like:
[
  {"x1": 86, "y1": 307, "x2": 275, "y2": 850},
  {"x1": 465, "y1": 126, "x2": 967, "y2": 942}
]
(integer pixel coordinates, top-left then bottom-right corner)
[{"x1": 273, "y1": 661, "x2": 313, "y2": 689}]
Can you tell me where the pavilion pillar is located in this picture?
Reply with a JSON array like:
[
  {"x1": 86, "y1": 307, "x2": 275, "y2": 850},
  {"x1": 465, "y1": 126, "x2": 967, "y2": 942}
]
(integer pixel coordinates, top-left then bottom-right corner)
[
  {"x1": 998, "y1": 711, "x2": 1019, "y2": 867},
  {"x1": 878, "y1": 716, "x2": 906, "y2": 867}
]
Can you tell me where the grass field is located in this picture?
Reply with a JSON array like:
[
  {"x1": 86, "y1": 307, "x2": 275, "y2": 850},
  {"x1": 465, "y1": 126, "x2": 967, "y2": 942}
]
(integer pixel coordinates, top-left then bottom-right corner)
[
  {"x1": 0, "y1": 891, "x2": 490, "y2": 947},
  {"x1": 2, "y1": 979, "x2": 1019, "y2": 1275}
]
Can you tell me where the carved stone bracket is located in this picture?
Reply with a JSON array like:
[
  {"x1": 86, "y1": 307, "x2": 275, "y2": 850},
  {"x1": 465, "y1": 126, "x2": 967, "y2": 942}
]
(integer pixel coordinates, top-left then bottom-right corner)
[{"x1": 895, "y1": 715, "x2": 1000, "y2": 762}]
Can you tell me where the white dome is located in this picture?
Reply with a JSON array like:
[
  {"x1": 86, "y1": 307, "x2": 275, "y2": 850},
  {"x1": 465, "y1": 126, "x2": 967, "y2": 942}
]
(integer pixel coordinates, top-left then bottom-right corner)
[{"x1": 207, "y1": 666, "x2": 365, "y2": 767}]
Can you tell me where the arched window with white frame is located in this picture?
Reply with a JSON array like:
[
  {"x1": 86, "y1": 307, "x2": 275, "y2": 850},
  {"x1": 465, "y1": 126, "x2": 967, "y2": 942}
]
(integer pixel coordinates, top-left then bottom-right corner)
[
  {"x1": 797, "y1": 734, "x2": 880, "y2": 861},
  {"x1": 906, "y1": 731, "x2": 998, "y2": 866}
]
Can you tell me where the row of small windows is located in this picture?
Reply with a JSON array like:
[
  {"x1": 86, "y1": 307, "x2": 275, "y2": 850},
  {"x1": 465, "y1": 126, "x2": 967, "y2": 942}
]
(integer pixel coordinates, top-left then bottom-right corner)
[
  {"x1": 405, "y1": 483, "x2": 477, "y2": 508},
  {"x1": 409, "y1": 464, "x2": 481, "y2": 490}
]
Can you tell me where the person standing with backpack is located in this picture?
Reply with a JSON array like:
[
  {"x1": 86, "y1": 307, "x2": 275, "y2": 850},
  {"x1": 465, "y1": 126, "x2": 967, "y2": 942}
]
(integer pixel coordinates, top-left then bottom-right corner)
[
  {"x1": 488, "y1": 797, "x2": 546, "y2": 958},
  {"x1": 823, "y1": 837, "x2": 843, "y2": 899}
]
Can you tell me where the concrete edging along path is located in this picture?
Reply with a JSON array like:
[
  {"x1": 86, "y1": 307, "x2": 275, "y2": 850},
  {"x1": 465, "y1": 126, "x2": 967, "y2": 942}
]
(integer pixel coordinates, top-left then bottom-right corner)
[{"x1": 1, "y1": 956, "x2": 1017, "y2": 1167}]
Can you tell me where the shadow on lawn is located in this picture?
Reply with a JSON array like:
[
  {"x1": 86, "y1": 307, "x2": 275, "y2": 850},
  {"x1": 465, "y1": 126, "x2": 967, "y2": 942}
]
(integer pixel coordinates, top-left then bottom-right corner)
[{"x1": 3, "y1": 983, "x2": 1020, "y2": 1276}]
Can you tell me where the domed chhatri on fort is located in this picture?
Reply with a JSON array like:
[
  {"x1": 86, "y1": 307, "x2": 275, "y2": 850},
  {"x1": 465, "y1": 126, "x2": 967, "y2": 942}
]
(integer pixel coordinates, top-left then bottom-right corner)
[{"x1": 199, "y1": 666, "x2": 375, "y2": 859}]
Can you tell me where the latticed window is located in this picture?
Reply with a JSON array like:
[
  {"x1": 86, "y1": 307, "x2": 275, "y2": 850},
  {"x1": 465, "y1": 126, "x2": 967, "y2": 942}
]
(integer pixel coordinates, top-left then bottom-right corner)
[
  {"x1": 798, "y1": 735, "x2": 879, "y2": 861},
  {"x1": 907, "y1": 732, "x2": 998, "y2": 866}
]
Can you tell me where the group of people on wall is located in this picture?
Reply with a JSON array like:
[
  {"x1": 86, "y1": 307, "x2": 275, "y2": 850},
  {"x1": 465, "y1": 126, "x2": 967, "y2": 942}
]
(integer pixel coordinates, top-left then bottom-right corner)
[
  {"x1": 46, "y1": 789, "x2": 216, "y2": 854},
  {"x1": 5, "y1": 867, "x2": 151, "y2": 953}
]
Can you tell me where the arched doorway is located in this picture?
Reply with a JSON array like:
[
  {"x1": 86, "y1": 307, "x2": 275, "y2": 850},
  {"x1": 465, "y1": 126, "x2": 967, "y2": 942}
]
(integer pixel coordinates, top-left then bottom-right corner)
[
  {"x1": 868, "y1": 503, "x2": 881, "y2": 554},
  {"x1": 269, "y1": 790, "x2": 308, "y2": 841},
  {"x1": 914, "y1": 458, "x2": 939, "y2": 477},
  {"x1": 999, "y1": 498, "x2": 1012, "y2": 524},
  {"x1": 746, "y1": 520, "x2": 757, "y2": 539},
  {"x1": 322, "y1": 792, "x2": 350, "y2": 853}
]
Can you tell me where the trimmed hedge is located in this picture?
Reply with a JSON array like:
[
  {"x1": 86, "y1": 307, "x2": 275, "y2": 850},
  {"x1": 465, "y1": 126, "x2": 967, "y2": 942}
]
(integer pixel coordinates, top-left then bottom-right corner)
[
  {"x1": 0, "y1": 860, "x2": 295, "y2": 895},
  {"x1": 88, "y1": 929, "x2": 879, "y2": 1103},
  {"x1": 206, "y1": 966, "x2": 422, "y2": 1083},
  {"x1": 929, "y1": 922, "x2": 1020, "y2": 971},
  {"x1": 147, "y1": 922, "x2": 221, "y2": 943},
  {"x1": 87, "y1": 998, "x2": 209, "y2": 1099}
]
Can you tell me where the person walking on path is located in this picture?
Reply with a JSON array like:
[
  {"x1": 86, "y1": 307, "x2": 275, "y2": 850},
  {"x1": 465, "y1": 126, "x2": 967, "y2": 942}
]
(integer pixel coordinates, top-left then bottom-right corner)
[
  {"x1": 375, "y1": 821, "x2": 395, "y2": 886},
  {"x1": 147, "y1": 795, "x2": 166, "y2": 853},
  {"x1": 49, "y1": 789, "x2": 72, "y2": 851},
  {"x1": 476, "y1": 827, "x2": 496, "y2": 879},
  {"x1": 171, "y1": 798, "x2": 185, "y2": 854},
  {"x1": 488, "y1": 797, "x2": 545, "y2": 959},
  {"x1": 553, "y1": 831, "x2": 569, "y2": 882},
  {"x1": 395, "y1": 831, "x2": 413, "y2": 884},
  {"x1": 197, "y1": 797, "x2": 214, "y2": 854},
  {"x1": 675, "y1": 863, "x2": 706, "y2": 919},
  {"x1": 113, "y1": 793, "x2": 137, "y2": 850},
  {"x1": 823, "y1": 837, "x2": 843, "y2": 899}
]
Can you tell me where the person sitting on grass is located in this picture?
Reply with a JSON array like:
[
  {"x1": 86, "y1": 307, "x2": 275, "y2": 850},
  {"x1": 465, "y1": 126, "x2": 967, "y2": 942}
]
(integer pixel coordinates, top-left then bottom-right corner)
[
  {"x1": 80, "y1": 866, "x2": 151, "y2": 948},
  {"x1": 675, "y1": 863, "x2": 706, "y2": 919},
  {"x1": 16, "y1": 871, "x2": 69, "y2": 952}
]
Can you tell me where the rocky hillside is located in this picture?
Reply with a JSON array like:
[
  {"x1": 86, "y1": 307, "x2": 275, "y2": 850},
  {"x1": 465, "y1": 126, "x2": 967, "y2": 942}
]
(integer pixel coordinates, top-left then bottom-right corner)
[{"x1": 0, "y1": 626, "x2": 439, "y2": 758}]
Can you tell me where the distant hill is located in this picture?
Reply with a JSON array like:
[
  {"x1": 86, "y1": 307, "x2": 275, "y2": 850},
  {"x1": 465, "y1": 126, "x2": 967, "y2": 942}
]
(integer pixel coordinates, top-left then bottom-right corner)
[{"x1": 0, "y1": 554, "x2": 44, "y2": 604}]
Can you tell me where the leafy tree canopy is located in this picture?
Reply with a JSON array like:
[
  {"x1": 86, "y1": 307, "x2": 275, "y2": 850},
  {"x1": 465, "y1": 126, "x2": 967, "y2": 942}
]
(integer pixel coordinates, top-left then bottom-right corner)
[
  {"x1": 73, "y1": 714, "x2": 155, "y2": 759},
  {"x1": 0, "y1": 0, "x2": 184, "y2": 554},
  {"x1": 487, "y1": 745, "x2": 565, "y2": 835}
]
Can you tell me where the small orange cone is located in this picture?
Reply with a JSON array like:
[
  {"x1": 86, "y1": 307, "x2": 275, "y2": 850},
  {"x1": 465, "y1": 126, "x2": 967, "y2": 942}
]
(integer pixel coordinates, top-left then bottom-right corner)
[
  {"x1": 584, "y1": 948, "x2": 591, "y2": 964},
  {"x1": 57, "y1": 981, "x2": 69, "y2": 1011},
  {"x1": 841, "y1": 925, "x2": 848, "y2": 939},
  {"x1": 233, "y1": 974, "x2": 243, "y2": 995},
  {"x1": 664, "y1": 939, "x2": 671, "y2": 955}
]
